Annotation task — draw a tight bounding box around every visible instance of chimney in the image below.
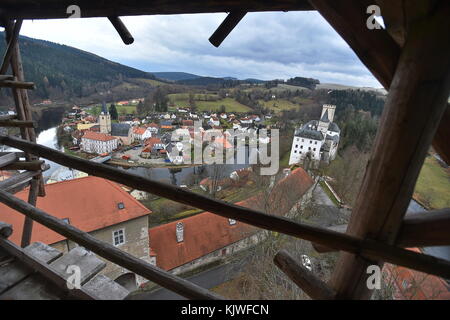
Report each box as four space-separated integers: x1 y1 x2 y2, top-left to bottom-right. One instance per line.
176 222 184 242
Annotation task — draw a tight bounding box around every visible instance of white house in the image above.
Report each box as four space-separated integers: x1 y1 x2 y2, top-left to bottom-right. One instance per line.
132 127 152 141
81 131 118 154
289 104 340 165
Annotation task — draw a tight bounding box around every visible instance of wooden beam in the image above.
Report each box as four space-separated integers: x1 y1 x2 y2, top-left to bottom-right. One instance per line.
0 120 36 128
1 135 450 279
2 160 46 171
0 75 14 81
0 79 35 90
313 209 450 252
0 222 13 238
209 11 246 47
20 178 38 247
0 189 223 300
397 208 450 247
0 1 313 20
108 16 134 45
326 3 450 299
274 250 336 299
0 19 22 74
0 152 18 167
0 170 42 191
0 237 97 299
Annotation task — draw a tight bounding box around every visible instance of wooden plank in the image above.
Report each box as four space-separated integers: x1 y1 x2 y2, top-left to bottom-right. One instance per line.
83 274 129 300
0 19 22 74
0 152 18 168
49 246 106 285
0 273 65 300
0 80 35 90
0 170 41 191
0 170 450 281
2 160 45 171
0 120 36 128
327 4 450 299
209 11 247 47
108 16 134 45
0 189 223 300
274 250 336 300
24 242 63 264
397 208 450 247
0 238 97 299
2 0 314 19
20 178 39 247
0 259 31 294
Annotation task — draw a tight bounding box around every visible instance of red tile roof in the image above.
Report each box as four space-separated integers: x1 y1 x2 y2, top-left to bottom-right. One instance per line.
0 176 151 245
133 127 147 135
149 168 313 270
83 131 116 142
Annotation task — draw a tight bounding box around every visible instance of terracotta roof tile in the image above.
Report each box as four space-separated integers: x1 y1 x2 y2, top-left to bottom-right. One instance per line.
83 131 116 142
149 168 313 271
0 176 151 245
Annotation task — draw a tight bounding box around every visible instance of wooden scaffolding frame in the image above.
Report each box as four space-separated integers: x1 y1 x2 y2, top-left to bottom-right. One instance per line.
0 0 449 300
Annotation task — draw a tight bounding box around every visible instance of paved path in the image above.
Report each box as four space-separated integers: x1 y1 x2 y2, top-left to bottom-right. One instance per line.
129 260 243 300
312 184 335 207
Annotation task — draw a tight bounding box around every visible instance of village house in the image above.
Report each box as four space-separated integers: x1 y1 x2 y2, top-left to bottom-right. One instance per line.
148 168 314 275
99 103 133 145
81 131 118 154
0 176 152 285
141 137 165 158
145 122 159 135
132 127 152 142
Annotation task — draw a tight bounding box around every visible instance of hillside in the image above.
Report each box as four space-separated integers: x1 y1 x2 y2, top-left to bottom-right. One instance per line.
0 32 159 105
152 72 202 81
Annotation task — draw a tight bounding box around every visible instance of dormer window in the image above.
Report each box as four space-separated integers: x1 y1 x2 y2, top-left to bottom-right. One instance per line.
62 218 70 224
118 202 125 210
228 219 236 225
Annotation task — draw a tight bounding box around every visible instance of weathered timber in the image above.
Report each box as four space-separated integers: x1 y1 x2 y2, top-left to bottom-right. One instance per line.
0 75 14 81
0 151 449 280
0 170 41 191
20 178 39 247
0 222 13 238
83 274 130 300
1 1 313 19
397 208 450 247
313 209 450 252
274 250 336 300
2 160 45 171
0 152 18 167
0 237 97 299
0 19 22 74
209 11 246 47
108 16 134 45
327 4 450 299
23 242 62 264
0 119 36 127
49 246 106 285
0 188 223 300
0 79 35 90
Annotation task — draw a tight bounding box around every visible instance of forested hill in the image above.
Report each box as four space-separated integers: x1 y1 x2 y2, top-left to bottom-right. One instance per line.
0 32 158 104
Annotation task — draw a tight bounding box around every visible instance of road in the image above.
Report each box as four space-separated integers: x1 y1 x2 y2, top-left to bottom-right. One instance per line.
128 260 244 300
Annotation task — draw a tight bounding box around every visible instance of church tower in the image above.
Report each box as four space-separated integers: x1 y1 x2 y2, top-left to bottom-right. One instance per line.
99 101 111 134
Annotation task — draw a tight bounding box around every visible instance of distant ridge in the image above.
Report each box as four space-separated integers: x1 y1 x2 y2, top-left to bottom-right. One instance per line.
152 72 202 81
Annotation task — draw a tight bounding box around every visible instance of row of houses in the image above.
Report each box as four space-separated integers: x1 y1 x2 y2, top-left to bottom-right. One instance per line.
0 167 314 287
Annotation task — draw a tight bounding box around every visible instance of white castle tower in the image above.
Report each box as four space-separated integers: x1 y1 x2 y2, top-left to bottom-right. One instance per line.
317 104 336 135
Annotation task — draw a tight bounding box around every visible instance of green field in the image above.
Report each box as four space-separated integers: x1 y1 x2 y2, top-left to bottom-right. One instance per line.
136 78 168 86
414 156 450 209
91 104 137 116
258 99 301 112
168 94 251 112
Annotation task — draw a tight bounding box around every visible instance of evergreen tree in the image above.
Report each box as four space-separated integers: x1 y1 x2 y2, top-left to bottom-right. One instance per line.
109 103 118 120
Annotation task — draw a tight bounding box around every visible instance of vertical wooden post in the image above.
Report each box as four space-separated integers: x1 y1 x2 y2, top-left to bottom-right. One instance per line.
328 6 450 299
4 19 46 197
20 178 39 247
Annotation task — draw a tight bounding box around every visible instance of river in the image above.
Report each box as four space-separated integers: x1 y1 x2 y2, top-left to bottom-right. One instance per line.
34 126 251 185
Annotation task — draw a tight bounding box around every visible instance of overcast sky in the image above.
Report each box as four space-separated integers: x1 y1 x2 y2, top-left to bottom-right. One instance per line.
20 11 381 87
